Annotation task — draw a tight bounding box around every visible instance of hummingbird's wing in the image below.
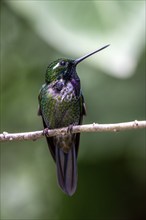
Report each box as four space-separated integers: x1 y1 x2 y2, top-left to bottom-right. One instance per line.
38 94 86 196
74 93 86 156
55 94 86 196
38 106 78 195
38 103 56 161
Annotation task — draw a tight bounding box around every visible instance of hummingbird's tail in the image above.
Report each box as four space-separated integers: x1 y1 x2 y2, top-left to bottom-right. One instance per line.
55 145 77 196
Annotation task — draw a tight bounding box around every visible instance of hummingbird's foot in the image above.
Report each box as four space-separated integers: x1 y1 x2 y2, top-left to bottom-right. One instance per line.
67 124 74 134
43 128 49 137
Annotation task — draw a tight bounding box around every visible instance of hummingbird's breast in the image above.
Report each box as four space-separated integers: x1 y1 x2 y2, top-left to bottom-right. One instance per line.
39 77 83 153
48 79 78 102
41 78 81 129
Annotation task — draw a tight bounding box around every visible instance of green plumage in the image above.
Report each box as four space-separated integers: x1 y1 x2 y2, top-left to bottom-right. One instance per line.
38 45 109 195
39 82 83 129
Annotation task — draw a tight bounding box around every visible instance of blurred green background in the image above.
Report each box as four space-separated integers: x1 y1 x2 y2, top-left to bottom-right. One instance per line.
0 1 145 220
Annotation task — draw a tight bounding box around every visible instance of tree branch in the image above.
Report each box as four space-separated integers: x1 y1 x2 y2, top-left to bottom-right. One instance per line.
0 120 145 142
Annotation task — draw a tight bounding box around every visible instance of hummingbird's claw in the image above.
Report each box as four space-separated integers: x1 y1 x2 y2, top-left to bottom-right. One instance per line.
67 124 74 134
43 128 49 136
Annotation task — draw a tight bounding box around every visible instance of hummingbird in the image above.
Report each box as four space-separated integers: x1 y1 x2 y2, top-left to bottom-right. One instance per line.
38 44 109 196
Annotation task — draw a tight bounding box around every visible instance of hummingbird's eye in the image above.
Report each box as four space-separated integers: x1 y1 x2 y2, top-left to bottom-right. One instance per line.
59 60 66 66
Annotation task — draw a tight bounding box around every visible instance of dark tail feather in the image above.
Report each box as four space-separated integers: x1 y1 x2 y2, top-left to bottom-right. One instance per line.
55 145 77 196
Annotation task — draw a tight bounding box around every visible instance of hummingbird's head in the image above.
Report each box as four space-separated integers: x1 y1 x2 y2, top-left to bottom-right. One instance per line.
45 44 110 84
45 58 75 84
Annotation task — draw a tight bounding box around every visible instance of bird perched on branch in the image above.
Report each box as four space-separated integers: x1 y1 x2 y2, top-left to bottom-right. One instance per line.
38 44 109 196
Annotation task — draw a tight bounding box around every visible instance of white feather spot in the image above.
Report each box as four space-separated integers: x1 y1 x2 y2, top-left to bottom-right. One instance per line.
53 62 60 70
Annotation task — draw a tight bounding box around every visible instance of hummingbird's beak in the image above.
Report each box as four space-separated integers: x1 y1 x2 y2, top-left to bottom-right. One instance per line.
74 44 110 66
